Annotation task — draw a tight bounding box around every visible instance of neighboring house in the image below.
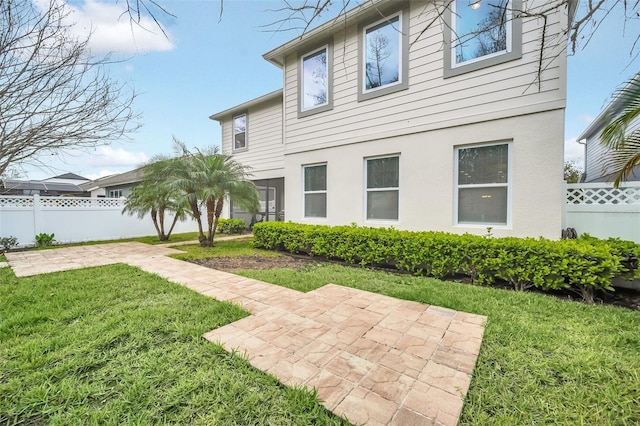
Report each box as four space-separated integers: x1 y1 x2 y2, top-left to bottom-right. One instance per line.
577 76 640 183
42 172 91 186
210 0 575 238
79 168 145 198
0 173 90 196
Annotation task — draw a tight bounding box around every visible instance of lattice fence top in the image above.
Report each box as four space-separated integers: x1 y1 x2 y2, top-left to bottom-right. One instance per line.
566 185 640 205
0 196 34 208
0 196 125 208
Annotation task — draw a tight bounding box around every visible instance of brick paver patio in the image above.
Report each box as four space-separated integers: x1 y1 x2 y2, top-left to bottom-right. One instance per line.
5 242 486 425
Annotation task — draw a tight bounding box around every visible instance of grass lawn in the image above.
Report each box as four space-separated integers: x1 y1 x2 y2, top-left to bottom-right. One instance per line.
169 238 278 261
0 264 346 425
235 262 640 425
3 238 639 425
29 231 248 250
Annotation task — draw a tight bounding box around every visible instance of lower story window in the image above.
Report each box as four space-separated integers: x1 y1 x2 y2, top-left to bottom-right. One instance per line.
303 164 327 218
108 189 123 198
366 156 399 220
456 143 509 225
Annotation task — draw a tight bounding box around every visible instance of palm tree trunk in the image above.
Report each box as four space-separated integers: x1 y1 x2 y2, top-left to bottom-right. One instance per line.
210 198 225 246
189 197 205 244
158 207 167 240
150 208 163 240
166 213 180 240
204 197 215 247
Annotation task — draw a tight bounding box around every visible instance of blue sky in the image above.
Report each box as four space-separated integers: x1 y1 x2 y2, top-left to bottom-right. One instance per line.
20 0 640 180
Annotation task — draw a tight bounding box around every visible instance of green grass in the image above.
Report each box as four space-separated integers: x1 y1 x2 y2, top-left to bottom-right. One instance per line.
169 238 281 261
0 265 346 425
237 263 640 425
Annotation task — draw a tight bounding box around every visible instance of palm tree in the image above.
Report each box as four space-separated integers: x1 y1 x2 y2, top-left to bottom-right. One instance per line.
164 139 259 247
122 160 188 241
600 72 640 187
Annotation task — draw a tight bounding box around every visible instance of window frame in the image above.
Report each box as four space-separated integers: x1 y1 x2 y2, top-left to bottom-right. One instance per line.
232 113 248 152
298 43 333 118
443 0 522 78
454 141 512 227
357 7 409 102
364 154 400 222
302 163 328 219
108 189 123 198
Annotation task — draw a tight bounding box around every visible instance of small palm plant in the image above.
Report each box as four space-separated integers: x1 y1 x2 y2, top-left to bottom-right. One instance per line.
600 72 640 187
163 139 259 247
122 159 188 241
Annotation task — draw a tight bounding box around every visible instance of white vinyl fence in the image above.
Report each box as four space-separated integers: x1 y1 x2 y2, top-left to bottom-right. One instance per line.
0 195 199 247
565 182 640 243
2 185 639 247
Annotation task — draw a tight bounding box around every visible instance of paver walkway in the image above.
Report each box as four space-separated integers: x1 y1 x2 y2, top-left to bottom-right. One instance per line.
5 242 486 426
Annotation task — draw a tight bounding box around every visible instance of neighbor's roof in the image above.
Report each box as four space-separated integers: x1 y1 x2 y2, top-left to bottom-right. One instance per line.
49 172 89 181
79 167 145 191
209 89 283 122
1 179 84 193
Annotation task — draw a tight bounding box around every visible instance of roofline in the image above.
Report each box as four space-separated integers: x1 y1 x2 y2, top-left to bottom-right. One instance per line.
262 0 392 67
209 89 283 121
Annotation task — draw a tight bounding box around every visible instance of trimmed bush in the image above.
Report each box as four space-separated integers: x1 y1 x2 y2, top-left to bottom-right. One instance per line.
253 222 636 302
216 218 247 234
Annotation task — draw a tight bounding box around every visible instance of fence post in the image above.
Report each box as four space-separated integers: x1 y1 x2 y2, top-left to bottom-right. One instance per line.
33 194 42 241
561 181 567 229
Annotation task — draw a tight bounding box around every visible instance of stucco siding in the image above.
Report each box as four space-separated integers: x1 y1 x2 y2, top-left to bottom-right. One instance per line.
284 109 564 238
281 0 568 154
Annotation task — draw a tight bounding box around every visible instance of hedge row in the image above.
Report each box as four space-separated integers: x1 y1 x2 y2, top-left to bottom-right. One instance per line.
253 222 640 303
216 218 247 234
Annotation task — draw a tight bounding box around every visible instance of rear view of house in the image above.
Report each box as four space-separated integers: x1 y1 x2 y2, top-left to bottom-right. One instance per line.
210 0 575 238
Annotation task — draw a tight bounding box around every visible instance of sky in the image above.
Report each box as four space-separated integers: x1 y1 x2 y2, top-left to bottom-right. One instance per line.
16 0 640 180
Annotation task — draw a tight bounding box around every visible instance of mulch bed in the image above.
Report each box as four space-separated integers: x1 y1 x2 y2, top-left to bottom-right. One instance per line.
190 253 640 311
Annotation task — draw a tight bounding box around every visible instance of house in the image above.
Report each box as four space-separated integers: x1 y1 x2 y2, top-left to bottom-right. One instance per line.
79 167 145 198
210 0 575 238
577 75 640 183
0 173 89 196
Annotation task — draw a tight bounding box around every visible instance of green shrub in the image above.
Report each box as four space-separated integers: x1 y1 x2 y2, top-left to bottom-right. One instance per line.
35 232 55 247
216 218 246 234
0 236 18 252
253 222 635 303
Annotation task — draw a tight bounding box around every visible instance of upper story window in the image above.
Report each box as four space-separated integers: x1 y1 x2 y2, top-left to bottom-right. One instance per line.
299 44 333 118
456 143 510 226
365 155 399 221
358 8 409 102
444 0 522 78
233 114 247 151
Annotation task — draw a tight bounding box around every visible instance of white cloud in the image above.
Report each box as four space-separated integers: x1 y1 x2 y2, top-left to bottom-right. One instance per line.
89 146 148 167
564 137 585 165
51 0 175 54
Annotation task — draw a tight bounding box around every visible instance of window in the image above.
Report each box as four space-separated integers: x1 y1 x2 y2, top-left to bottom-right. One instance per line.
108 189 123 198
456 143 510 225
366 156 399 221
358 8 408 101
444 0 522 78
233 114 247 151
303 164 327 218
299 44 333 117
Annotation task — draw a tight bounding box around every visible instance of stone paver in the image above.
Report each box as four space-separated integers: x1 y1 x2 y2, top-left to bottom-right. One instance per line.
5 242 487 426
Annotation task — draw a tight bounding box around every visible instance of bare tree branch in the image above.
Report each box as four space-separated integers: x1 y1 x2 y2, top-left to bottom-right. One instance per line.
0 0 141 177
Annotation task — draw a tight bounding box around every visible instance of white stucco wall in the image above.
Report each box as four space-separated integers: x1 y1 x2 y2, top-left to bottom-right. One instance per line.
284 109 564 239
